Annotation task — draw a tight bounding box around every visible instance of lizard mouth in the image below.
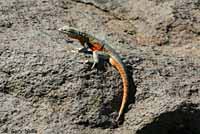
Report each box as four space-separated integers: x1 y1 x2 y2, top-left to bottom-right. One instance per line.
58 27 69 34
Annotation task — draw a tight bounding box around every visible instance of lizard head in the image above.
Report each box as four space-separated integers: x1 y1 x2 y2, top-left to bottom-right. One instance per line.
58 26 81 38
58 26 90 48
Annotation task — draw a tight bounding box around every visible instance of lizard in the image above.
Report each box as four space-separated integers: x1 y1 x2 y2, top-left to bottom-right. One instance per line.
58 26 129 121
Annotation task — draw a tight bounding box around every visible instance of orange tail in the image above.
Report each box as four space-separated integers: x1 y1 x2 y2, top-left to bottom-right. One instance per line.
109 58 129 121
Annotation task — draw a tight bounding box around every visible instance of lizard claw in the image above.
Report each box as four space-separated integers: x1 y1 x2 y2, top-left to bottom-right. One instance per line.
78 59 93 65
77 60 87 64
91 62 96 69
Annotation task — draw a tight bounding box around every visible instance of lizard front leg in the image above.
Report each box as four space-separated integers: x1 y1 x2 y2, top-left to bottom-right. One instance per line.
78 47 93 55
91 51 99 69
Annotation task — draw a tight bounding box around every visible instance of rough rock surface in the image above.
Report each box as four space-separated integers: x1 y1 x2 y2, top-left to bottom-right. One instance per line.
0 0 200 133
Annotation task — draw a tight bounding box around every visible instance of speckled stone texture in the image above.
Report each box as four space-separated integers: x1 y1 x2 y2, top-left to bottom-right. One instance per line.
0 0 200 133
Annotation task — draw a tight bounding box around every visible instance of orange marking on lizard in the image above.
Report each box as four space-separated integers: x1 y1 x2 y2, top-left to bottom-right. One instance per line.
90 43 104 51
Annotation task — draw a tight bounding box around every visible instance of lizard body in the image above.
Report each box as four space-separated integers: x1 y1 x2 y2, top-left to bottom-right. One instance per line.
58 26 129 121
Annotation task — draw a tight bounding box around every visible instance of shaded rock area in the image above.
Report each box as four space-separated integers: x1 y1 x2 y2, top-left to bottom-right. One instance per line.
136 103 200 134
0 0 200 133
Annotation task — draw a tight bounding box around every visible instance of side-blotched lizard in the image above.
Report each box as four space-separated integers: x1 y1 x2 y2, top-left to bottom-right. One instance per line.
58 26 129 121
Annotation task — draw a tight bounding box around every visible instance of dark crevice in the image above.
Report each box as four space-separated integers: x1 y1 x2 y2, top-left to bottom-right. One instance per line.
70 0 126 21
73 0 110 12
136 103 200 134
